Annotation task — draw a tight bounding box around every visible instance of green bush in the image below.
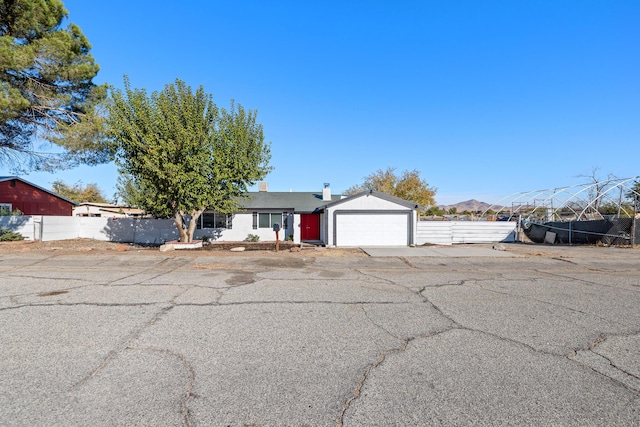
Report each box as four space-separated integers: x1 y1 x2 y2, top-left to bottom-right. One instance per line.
0 229 26 241
245 233 260 242
0 207 23 216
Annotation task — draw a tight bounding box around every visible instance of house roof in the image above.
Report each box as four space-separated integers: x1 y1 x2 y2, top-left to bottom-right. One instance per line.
0 176 77 205
322 190 426 210
74 202 145 215
75 202 118 208
239 192 343 213
238 190 424 212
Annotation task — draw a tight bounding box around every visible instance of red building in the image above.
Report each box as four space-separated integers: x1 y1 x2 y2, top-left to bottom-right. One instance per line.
0 177 75 216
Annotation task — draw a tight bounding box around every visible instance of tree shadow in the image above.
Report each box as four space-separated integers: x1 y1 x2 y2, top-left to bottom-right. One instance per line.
0 215 33 239
101 217 178 245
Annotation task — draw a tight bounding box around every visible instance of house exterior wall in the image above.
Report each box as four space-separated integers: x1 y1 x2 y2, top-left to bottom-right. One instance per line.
0 179 73 216
195 210 297 243
74 205 105 216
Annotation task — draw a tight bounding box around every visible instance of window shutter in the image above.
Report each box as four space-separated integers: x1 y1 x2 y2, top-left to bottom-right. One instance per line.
252 212 257 229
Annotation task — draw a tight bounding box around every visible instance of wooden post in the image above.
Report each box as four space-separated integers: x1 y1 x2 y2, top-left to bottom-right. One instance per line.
275 230 280 252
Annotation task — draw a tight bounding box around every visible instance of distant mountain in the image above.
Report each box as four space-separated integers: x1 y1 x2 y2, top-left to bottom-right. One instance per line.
439 199 507 213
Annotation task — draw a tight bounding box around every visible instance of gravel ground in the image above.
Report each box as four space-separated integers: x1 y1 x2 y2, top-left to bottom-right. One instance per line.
0 238 367 257
1 238 638 259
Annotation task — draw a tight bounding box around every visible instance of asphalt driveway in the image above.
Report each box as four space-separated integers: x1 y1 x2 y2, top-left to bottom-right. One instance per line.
1 244 639 426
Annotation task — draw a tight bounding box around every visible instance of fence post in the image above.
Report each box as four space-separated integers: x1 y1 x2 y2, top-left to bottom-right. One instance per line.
632 195 637 248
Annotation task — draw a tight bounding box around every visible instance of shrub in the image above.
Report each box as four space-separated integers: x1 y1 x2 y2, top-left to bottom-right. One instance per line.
0 207 23 216
0 229 26 241
245 234 260 242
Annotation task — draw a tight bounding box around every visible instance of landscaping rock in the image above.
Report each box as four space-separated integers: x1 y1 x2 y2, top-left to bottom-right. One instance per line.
230 247 246 252
159 244 175 252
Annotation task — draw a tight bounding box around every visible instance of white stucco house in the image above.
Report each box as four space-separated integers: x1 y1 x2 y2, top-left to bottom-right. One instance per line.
195 183 423 247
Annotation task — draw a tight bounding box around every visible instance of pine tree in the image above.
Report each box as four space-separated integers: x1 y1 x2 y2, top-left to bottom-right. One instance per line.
0 0 108 170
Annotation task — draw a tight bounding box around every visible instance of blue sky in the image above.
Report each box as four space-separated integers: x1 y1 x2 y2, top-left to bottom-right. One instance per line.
3 0 639 205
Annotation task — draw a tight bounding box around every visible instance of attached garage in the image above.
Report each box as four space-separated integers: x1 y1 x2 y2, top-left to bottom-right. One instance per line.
334 211 411 246
324 191 422 247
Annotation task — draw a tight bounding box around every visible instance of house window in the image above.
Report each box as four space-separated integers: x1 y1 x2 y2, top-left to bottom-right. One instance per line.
198 212 232 229
258 212 283 228
0 203 12 215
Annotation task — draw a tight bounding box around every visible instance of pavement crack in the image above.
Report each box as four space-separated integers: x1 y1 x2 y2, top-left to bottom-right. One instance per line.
428 279 468 288
534 269 635 291
355 269 397 285
0 302 161 311
337 338 412 427
69 288 189 391
592 348 640 382
359 304 400 339
568 333 640 393
337 329 454 427
474 285 630 328
399 257 418 268
418 286 463 328
127 346 197 427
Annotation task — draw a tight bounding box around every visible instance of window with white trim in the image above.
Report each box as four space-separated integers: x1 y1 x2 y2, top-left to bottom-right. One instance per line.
0 203 12 216
258 212 283 228
197 212 233 229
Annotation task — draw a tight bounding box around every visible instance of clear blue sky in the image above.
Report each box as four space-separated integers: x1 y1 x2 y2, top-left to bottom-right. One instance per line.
3 0 639 205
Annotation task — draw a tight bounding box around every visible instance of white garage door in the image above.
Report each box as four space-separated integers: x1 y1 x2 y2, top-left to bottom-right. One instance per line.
335 213 409 246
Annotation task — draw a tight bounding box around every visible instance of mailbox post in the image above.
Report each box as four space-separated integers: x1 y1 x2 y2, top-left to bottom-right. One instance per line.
273 223 281 252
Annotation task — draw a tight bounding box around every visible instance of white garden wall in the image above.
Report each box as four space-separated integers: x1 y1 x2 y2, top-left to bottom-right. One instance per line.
416 221 453 245
417 221 516 245
1 215 294 244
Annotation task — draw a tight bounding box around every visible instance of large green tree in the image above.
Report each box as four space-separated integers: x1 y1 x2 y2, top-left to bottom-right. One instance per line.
0 0 108 170
113 172 145 207
107 77 272 242
51 179 107 203
345 167 436 210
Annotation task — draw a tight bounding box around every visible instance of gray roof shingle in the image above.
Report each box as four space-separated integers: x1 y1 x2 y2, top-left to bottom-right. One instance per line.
238 192 342 212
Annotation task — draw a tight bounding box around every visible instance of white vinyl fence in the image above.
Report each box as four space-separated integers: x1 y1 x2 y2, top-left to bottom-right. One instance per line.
0 216 37 240
0 216 180 244
417 221 516 245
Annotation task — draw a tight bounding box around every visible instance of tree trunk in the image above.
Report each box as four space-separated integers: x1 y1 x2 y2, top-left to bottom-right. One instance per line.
173 211 189 242
186 209 204 243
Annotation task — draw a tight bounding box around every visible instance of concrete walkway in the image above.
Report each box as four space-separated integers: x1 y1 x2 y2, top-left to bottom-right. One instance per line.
361 245 519 257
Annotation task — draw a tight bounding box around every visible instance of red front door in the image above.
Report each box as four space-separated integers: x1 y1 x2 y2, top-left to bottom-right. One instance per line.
300 214 320 240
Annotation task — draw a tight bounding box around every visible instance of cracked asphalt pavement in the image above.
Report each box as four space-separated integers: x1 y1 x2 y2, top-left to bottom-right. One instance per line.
1 245 639 426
